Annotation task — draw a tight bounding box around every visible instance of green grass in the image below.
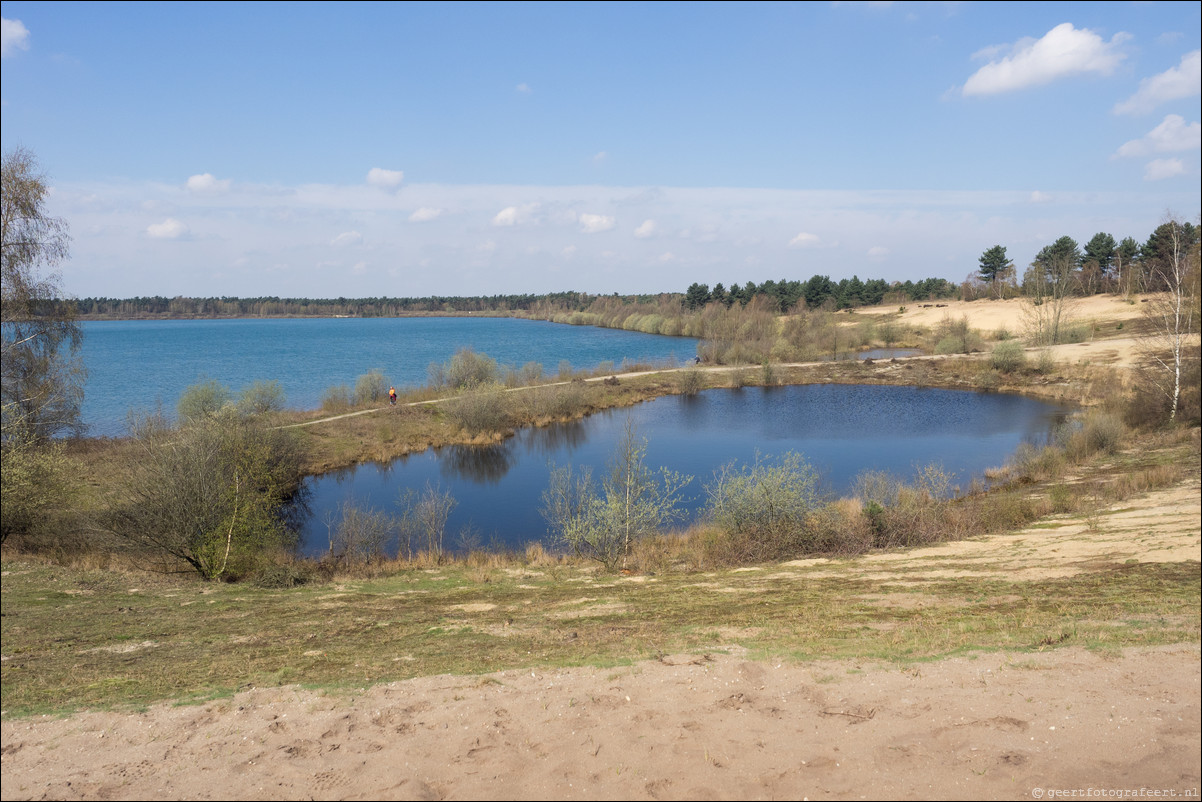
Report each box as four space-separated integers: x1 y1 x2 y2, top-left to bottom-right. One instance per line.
3 554 1196 718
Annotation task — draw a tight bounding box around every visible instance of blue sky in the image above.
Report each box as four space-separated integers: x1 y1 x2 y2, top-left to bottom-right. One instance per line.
2 1 1199 299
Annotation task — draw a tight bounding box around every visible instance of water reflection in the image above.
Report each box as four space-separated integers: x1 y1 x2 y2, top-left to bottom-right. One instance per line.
297 384 1073 556
438 443 515 483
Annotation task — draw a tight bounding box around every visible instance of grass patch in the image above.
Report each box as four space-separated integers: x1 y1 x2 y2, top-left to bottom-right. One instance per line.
3 554 1196 717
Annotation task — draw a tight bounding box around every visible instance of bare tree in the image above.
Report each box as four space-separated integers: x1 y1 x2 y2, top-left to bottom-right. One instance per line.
1 147 83 442
542 421 692 571
1022 236 1080 346
1139 214 1200 422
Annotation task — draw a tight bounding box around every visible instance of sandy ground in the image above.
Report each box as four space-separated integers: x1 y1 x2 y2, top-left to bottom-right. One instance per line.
2 645 1198 801
3 294 1198 801
3 480 1198 801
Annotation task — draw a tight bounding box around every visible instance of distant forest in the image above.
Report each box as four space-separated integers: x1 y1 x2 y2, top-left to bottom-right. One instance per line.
71 275 957 319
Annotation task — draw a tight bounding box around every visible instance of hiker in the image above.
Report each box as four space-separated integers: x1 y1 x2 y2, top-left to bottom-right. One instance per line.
388 386 397 406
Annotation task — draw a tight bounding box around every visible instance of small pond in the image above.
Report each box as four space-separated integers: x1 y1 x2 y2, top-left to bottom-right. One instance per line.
296 384 1072 557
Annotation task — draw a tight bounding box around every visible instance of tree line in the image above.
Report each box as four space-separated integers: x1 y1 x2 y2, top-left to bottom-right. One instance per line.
971 221 1200 301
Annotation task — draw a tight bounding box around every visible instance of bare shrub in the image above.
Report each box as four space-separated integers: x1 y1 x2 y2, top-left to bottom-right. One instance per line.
353 369 390 405
397 482 457 561
177 378 232 422
679 368 705 395
444 381 514 435
542 422 692 571
321 384 353 412
238 380 286 416
328 501 394 563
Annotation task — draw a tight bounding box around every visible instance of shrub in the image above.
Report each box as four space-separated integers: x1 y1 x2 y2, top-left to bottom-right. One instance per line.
0 430 74 547
446 348 498 389
353 369 389 405
679 368 705 395
703 452 823 563
542 422 692 571
989 340 1027 372
329 501 394 563
444 381 514 435
397 482 457 561
321 384 353 412
238 380 286 416
102 411 304 580
177 378 232 422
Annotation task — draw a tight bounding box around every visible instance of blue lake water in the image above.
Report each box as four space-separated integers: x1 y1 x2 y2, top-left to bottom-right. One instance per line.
78 317 698 437
298 384 1072 557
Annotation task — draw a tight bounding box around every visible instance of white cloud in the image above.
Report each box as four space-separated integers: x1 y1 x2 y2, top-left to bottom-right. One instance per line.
408 206 443 222
561 245 577 258
658 252 676 263
1144 158 1186 181
366 167 404 189
1115 115 1202 158
788 232 821 248
962 23 1128 96
516 83 532 94
1029 190 1051 203
867 246 890 257
185 173 232 194
351 261 368 276
146 218 189 239
592 151 608 164
492 203 539 226
331 231 363 247
1 17 30 57
1114 50 1201 115
579 213 615 233
634 219 657 239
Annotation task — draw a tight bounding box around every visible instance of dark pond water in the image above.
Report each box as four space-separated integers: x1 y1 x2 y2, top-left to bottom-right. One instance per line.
296 384 1072 556
78 317 698 437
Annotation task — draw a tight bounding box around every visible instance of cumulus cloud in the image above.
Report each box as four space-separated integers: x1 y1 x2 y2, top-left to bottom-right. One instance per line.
658 252 676 263
867 246 890 257
962 23 1128 96
366 167 404 189
1 17 30 57
1143 158 1186 181
492 203 539 226
331 231 363 247
146 218 189 239
408 206 443 222
1114 115 1202 158
515 83 532 94
185 173 232 194
1029 190 1051 203
1114 50 1201 115
579 213 615 234
788 232 821 248
634 219 657 239
592 151 608 164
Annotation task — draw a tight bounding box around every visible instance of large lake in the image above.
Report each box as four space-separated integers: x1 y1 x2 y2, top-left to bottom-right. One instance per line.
298 384 1072 557
78 317 698 437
